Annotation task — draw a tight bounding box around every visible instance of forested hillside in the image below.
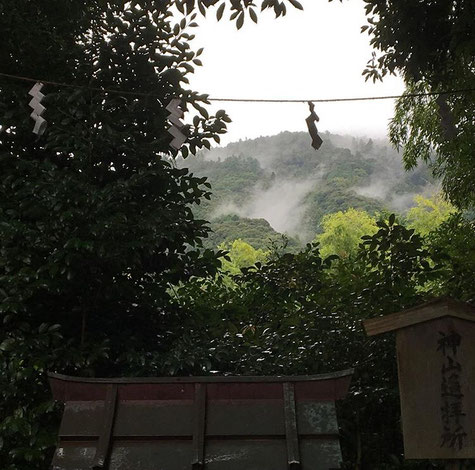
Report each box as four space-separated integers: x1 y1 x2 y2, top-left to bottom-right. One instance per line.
2 2 474 470
204 215 300 251
181 131 434 247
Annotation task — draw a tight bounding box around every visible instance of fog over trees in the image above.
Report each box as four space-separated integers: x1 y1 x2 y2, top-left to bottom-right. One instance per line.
0 1 473 469
180 131 438 247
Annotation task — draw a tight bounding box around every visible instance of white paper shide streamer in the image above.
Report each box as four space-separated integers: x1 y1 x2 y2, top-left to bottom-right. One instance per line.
28 82 47 135
166 98 186 151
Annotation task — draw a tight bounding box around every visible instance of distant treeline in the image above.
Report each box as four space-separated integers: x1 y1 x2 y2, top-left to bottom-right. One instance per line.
180 131 434 248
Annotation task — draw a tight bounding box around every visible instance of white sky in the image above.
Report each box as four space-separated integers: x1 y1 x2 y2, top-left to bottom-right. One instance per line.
188 0 405 145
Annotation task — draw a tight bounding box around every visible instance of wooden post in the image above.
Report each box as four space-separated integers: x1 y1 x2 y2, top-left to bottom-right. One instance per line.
363 299 475 461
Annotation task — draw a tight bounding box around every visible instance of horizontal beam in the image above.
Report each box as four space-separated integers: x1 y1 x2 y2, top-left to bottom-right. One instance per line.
48 369 354 384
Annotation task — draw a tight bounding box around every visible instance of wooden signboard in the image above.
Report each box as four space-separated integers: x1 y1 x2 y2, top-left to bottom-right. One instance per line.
364 298 475 460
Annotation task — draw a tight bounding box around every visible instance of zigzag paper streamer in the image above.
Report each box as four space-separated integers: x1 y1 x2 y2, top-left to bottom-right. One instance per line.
28 82 47 136
166 98 186 151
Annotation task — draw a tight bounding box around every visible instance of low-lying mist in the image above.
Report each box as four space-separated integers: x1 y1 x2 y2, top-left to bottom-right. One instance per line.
353 174 438 212
211 175 321 238
182 131 435 240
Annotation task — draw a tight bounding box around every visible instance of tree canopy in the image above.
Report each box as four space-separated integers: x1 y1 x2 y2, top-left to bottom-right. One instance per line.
218 239 268 275
406 193 456 237
316 208 378 259
362 0 475 208
1 2 474 470
173 0 304 27
171 212 474 468
1 2 228 468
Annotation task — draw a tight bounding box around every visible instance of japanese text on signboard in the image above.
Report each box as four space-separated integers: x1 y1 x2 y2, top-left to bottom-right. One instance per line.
438 330 466 450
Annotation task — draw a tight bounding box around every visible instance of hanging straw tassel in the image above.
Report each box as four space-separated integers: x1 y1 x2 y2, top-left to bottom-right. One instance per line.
306 101 322 150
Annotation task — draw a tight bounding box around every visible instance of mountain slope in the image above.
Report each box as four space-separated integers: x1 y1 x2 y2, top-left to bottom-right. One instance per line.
181 131 434 247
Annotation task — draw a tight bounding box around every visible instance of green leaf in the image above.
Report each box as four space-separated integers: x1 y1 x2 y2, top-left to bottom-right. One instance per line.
0 338 15 352
216 3 225 21
288 0 304 10
236 12 244 29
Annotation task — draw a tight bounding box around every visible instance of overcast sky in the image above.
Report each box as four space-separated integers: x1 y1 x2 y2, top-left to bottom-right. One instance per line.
188 0 405 145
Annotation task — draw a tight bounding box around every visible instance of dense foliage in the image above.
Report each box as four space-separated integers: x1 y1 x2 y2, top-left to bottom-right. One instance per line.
183 131 433 246
202 214 300 250
218 239 268 275
316 208 378 259
406 194 456 237
173 0 304 28
171 214 475 469
1 1 474 470
389 81 475 208
361 0 475 208
0 1 228 468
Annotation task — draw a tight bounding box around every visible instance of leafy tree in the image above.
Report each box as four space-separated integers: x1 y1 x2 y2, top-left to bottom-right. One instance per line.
172 215 461 469
316 208 378 259
0 1 228 468
202 214 300 251
361 0 475 207
172 213 475 469
406 193 456 237
173 0 304 28
361 1 473 84
427 213 475 301
218 239 268 275
389 81 474 208
1 2 473 470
